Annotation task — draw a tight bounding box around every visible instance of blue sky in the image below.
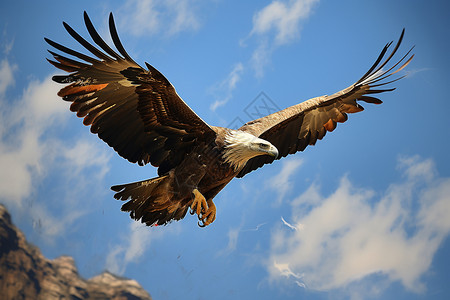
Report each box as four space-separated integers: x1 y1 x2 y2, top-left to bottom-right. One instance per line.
1 0 450 299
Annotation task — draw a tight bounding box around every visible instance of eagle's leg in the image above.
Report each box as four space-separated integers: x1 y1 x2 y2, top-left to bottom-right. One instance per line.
190 189 216 227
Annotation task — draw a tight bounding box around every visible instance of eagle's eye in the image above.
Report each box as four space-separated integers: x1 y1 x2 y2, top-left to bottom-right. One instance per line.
259 143 269 149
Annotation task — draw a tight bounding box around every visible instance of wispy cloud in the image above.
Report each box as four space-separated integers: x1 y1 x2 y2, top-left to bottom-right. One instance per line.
247 0 319 77
242 222 267 232
268 157 303 204
281 216 300 231
404 67 432 78
165 0 201 35
273 262 306 288
250 40 272 78
2 26 14 55
217 226 241 256
0 57 111 241
106 221 178 275
106 221 153 275
0 71 65 205
2 38 14 56
0 59 16 95
61 139 110 180
119 0 201 37
267 156 450 295
210 63 244 111
250 0 319 45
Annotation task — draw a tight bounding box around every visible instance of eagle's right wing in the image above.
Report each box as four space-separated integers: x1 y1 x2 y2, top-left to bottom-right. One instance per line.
46 12 216 173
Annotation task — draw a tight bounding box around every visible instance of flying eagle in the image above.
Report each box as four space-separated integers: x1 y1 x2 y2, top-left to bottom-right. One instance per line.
46 12 413 227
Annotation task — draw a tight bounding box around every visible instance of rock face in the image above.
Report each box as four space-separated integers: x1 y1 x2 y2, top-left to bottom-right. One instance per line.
0 204 152 300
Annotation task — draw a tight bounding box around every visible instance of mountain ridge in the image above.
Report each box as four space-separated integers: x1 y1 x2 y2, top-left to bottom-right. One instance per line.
0 204 152 300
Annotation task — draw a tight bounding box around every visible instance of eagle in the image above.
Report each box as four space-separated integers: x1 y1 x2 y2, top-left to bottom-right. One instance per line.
46 12 413 227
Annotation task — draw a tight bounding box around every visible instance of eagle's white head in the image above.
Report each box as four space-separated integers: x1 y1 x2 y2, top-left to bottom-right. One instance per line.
223 130 279 171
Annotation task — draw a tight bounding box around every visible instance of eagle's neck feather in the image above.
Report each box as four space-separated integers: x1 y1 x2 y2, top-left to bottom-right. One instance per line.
223 130 260 171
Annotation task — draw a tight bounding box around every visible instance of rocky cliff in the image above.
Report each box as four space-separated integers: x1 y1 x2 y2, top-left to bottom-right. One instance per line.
0 204 152 300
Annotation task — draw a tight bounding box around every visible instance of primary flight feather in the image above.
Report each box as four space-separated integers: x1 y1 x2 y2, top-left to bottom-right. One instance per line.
46 12 413 227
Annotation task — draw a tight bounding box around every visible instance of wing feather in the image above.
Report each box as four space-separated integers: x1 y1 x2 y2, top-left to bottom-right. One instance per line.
46 12 216 171
83 11 124 60
62 21 113 61
108 12 138 64
44 37 101 64
238 30 413 177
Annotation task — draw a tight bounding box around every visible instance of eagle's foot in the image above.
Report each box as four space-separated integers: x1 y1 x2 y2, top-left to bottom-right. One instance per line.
189 189 216 227
198 199 216 227
190 188 207 217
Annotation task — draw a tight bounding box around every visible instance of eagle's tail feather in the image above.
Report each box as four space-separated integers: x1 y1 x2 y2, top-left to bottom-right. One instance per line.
111 176 190 226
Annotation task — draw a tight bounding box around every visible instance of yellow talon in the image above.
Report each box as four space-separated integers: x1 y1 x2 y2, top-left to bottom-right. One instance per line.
190 189 217 227
190 188 207 216
201 199 216 226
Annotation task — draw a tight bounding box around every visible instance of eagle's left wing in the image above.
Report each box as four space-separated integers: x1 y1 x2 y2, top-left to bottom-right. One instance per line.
238 29 413 178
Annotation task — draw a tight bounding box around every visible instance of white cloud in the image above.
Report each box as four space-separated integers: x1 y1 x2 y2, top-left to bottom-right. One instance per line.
106 221 177 275
0 73 65 204
247 0 319 77
251 0 319 45
121 0 160 36
3 39 14 55
0 59 16 95
2 27 14 55
30 201 88 240
281 216 300 231
119 0 200 37
250 40 272 78
210 63 244 111
273 262 306 288
267 156 450 295
268 157 303 204
397 154 436 182
61 139 110 180
404 67 432 78
165 0 201 36
217 226 241 256
0 57 111 241
242 222 267 232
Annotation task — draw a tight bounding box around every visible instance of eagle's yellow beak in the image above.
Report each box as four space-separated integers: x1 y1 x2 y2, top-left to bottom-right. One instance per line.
269 147 279 159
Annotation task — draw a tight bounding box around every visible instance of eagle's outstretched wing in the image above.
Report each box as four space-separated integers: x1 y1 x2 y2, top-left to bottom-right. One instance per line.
238 29 413 178
46 12 215 175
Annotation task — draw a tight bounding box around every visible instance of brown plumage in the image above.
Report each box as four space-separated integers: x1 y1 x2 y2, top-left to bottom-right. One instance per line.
46 12 413 227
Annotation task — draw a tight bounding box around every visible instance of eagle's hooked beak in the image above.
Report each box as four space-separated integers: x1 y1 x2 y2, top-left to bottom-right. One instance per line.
269 146 279 159
254 140 278 159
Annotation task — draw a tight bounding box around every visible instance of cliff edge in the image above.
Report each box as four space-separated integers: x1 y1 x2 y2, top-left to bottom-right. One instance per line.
0 204 151 300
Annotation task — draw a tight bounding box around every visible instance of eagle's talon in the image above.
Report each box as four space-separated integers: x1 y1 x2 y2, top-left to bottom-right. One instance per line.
197 199 216 227
190 188 207 219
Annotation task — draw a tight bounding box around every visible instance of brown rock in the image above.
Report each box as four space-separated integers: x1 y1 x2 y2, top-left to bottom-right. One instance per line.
0 204 152 300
